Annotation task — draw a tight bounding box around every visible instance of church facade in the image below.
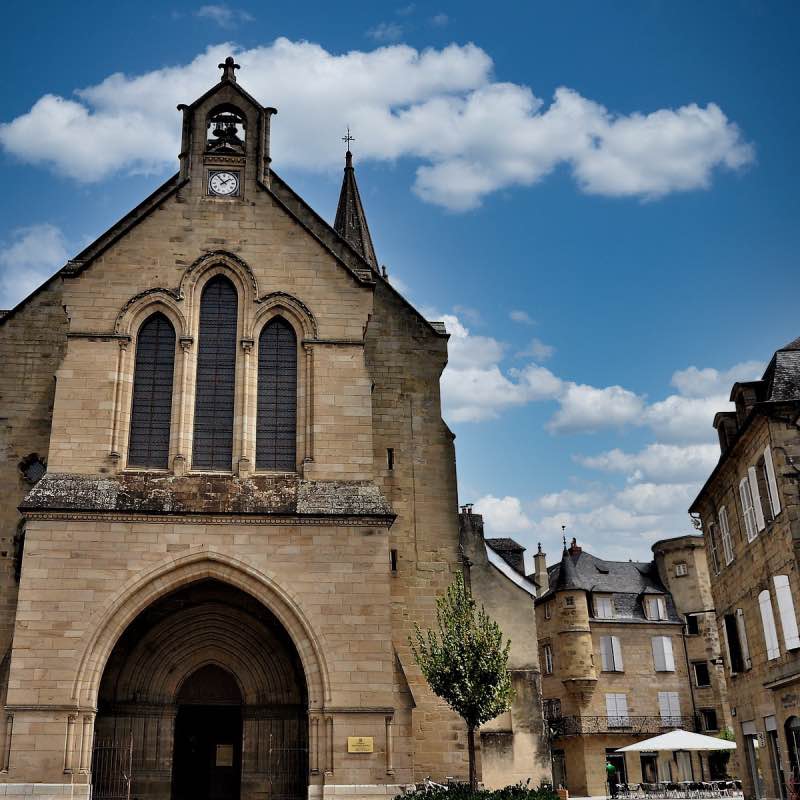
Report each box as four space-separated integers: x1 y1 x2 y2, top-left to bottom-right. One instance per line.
0 60 550 800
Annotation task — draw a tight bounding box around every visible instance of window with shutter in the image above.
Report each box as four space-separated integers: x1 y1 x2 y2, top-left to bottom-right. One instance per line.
128 313 176 468
192 276 238 471
606 693 629 727
543 644 554 674
645 596 668 620
658 691 681 725
719 507 734 565
759 589 781 660
595 596 614 619
723 613 744 673
764 446 782 517
748 466 766 531
736 608 752 669
600 636 623 671
707 522 720 574
774 575 800 650
739 477 758 542
652 636 675 672
256 317 297 470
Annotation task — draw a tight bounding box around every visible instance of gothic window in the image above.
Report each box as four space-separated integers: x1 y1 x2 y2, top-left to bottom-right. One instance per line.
256 317 297 471
206 105 246 155
128 313 176 468
193 276 238 471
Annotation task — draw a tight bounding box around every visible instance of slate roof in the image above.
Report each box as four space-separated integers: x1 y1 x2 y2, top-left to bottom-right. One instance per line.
546 549 665 595
21 473 395 519
762 339 800 402
538 547 681 624
334 151 378 269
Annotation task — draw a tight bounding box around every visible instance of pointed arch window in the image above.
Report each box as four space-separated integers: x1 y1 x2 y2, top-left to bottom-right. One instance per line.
128 312 176 468
256 317 297 470
193 276 238 470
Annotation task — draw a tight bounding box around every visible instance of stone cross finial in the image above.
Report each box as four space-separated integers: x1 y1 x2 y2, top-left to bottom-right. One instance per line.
219 56 240 82
342 126 355 151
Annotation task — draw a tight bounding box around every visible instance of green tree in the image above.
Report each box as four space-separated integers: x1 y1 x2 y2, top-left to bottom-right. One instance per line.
410 571 514 790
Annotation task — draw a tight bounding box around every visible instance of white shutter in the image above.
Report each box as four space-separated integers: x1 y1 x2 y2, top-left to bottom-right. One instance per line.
764 445 781 517
758 589 781 660
739 478 757 541
748 466 766 531
600 636 611 670
722 617 735 674
652 636 673 671
606 692 628 725
719 507 734 565
612 636 624 671
658 692 680 724
658 691 670 721
736 608 752 669
774 575 800 650
663 636 675 671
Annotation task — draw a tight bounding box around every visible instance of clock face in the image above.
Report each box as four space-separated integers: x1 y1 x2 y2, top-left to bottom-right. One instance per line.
208 171 239 196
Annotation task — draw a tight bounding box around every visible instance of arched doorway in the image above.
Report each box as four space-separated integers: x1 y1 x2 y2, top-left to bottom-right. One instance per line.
92 579 308 800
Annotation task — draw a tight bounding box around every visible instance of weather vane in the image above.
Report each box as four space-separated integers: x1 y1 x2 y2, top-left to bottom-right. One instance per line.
342 126 355 150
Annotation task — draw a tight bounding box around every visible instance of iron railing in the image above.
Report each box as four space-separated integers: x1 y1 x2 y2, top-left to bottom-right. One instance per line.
91 735 133 800
549 715 700 737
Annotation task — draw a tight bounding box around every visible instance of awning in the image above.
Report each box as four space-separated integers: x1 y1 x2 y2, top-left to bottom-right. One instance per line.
616 729 737 752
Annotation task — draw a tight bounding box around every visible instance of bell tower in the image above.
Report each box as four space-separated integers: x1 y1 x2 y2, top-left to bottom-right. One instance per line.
176 56 277 196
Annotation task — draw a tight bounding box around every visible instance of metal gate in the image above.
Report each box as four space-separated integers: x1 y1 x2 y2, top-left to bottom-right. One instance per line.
267 735 308 800
91 735 133 800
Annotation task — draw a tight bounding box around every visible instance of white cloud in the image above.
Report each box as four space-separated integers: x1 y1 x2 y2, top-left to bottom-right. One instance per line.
576 443 720 484
195 4 254 28
509 310 535 325
670 361 763 397
366 22 404 42
431 13 449 26
537 489 602 511
474 494 533 533
0 40 754 210
547 383 645 433
517 338 554 360
0 224 70 308
614 482 696 514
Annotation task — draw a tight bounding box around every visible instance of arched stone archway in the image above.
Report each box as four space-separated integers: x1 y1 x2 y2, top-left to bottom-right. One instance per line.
92 579 309 800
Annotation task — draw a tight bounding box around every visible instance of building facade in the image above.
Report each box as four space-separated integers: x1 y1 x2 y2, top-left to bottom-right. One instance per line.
0 61 550 800
690 337 800 800
533 538 733 797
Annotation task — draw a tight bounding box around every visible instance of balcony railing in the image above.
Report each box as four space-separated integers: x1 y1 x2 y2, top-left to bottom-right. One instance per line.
548 715 700 737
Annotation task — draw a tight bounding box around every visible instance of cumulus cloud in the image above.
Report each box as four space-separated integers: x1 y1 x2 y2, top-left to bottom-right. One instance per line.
0 224 70 309
0 40 754 210
670 361 763 397
517 337 554 360
576 443 720 484
474 494 533 533
195 5 254 28
548 383 645 433
537 489 603 511
431 13 449 26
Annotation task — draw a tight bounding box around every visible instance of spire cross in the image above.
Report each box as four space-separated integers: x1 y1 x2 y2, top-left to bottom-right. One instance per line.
218 56 240 82
342 126 355 151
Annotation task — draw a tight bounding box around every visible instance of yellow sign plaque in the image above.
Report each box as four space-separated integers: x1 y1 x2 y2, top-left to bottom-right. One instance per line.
216 744 234 767
347 736 374 753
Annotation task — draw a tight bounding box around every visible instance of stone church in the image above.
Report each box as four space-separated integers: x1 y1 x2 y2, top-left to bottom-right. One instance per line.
0 60 550 800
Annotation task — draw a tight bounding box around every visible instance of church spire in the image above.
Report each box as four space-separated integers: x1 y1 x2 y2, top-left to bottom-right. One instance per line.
334 134 378 270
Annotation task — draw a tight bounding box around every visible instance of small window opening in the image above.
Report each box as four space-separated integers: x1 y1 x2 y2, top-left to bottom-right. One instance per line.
206 106 246 155
19 454 46 484
387 448 395 470
390 549 398 573
686 614 700 636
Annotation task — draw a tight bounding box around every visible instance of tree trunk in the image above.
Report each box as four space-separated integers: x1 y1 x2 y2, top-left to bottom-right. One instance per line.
467 725 477 791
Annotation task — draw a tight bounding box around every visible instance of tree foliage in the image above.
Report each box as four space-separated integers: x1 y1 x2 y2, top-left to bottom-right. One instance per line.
410 571 514 788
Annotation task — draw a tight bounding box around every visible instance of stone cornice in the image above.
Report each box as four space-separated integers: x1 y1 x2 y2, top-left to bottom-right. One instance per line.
24 511 393 526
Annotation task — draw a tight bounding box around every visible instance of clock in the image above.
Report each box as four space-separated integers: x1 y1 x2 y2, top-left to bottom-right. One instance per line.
208 171 240 197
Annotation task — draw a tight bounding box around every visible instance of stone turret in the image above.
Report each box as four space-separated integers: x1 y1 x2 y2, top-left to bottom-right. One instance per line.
552 544 597 699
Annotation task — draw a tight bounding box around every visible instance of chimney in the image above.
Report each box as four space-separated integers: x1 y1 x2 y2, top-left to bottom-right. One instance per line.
533 543 549 597
568 537 582 557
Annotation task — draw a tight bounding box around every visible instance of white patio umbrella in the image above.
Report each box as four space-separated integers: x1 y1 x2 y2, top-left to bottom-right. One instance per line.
616 729 737 752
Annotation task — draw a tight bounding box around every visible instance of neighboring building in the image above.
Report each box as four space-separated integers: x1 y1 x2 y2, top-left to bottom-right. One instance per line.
533 537 732 797
690 337 800 800
0 60 550 800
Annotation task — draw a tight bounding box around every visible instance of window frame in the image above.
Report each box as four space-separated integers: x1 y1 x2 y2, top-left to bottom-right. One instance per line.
543 643 554 675
594 595 615 619
652 635 676 672
759 588 781 660
739 476 758 542
693 661 711 687
719 506 734 566
645 595 668 621
600 635 624 672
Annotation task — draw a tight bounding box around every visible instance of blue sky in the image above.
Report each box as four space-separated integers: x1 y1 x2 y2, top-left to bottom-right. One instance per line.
2 1 798 565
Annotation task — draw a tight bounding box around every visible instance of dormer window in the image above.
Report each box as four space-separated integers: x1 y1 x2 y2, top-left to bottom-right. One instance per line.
206 105 246 155
594 595 615 619
645 595 668 621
